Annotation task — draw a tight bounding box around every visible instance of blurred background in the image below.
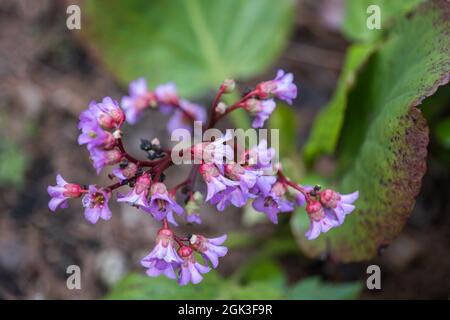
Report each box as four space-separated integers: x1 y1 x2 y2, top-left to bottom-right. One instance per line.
0 0 449 299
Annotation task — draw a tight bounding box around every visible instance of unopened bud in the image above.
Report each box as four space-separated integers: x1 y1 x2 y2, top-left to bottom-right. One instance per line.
306 200 324 221
222 79 235 93
215 102 227 114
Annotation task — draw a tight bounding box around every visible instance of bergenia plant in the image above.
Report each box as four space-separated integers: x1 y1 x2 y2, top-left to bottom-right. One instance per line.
47 70 358 286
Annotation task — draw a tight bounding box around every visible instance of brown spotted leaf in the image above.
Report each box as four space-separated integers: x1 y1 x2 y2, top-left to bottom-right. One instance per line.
292 0 450 261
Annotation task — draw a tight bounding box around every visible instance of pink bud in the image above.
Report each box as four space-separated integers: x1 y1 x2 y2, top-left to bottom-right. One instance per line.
320 189 340 209
110 108 125 127
63 183 83 198
98 113 115 129
105 149 122 165
135 173 151 195
306 200 324 221
178 245 193 259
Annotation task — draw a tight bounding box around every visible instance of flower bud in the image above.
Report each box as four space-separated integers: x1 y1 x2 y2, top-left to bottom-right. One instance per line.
320 189 340 209
62 183 83 198
110 108 126 127
215 102 227 114
222 79 235 93
178 245 193 259
104 149 122 165
98 113 115 129
306 200 324 221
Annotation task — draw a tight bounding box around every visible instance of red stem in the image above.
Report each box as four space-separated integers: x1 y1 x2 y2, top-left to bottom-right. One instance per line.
208 91 256 128
277 169 311 201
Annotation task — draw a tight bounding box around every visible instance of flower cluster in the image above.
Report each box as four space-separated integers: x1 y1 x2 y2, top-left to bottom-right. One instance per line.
48 69 358 285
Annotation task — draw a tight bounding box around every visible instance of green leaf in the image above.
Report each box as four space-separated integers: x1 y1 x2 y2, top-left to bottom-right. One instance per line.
286 277 362 300
106 272 222 300
0 139 27 188
293 0 450 261
435 118 450 149
243 260 286 289
342 0 424 42
106 271 283 300
269 103 298 158
76 0 294 98
303 43 376 164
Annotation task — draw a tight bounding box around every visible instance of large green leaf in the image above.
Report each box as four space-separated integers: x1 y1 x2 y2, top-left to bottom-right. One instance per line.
303 43 376 164
342 0 424 42
293 0 450 261
269 103 298 158
106 271 283 300
75 0 294 98
286 277 362 300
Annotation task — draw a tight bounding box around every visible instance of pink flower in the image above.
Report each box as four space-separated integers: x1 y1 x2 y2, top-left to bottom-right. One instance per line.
81 185 112 224
190 234 227 268
177 246 210 286
143 182 184 225
256 69 297 104
117 172 151 207
47 175 83 211
141 228 182 279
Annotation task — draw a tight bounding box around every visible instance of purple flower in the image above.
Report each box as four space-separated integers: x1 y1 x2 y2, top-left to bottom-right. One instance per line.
111 161 138 181
143 182 184 226
320 189 358 224
244 99 276 128
246 139 275 169
251 175 277 196
194 131 234 165
155 82 178 107
82 185 112 224
121 78 156 125
224 162 258 193
177 246 211 286
78 120 115 151
190 234 227 268
210 186 249 211
47 175 83 211
256 69 297 104
252 182 294 224
86 97 125 129
141 228 182 279
89 148 122 175
199 163 239 201
167 100 206 133
185 213 202 224
305 200 340 240
117 172 151 207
